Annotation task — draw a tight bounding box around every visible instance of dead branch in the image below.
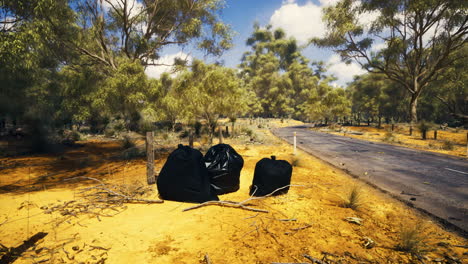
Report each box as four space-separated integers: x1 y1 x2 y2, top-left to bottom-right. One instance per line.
183 200 269 213
285 224 312 235
68 177 163 204
272 263 310 264
204 253 212 264
42 177 162 226
183 185 303 213
303 254 327 264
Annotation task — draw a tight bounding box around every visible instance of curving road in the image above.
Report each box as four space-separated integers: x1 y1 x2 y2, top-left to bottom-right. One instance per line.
273 126 468 234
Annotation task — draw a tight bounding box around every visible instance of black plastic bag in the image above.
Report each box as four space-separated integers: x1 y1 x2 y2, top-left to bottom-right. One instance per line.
249 156 292 196
157 144 219 203
204 144 244 195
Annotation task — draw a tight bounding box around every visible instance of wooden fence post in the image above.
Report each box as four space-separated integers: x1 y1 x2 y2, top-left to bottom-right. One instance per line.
434 130 437 140
146 131 155 185
189 130 194 148
218 126 223 144
409 126 413 136
293 131 297 155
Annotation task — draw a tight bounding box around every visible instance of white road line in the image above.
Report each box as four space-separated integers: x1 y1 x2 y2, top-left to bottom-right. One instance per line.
445 168 468 175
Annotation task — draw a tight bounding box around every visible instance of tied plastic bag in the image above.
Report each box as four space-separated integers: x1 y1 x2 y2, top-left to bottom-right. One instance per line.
157 144 219 203
204 144 244 195
249 156 292 196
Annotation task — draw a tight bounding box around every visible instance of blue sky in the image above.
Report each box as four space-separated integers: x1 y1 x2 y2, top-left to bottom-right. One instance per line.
146 0 368 86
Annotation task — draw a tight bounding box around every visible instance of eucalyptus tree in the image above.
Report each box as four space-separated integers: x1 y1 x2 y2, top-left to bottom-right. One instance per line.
173 60 251 136
72 0 233 70
240 24 316 118
313 0 468 123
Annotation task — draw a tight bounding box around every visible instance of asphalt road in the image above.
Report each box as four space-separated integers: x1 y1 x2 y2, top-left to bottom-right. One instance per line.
273 126 468 234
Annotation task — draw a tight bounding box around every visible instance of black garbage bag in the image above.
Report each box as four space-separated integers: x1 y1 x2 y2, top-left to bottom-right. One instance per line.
157 144 219 203
204 144 244 195
249 156 292 196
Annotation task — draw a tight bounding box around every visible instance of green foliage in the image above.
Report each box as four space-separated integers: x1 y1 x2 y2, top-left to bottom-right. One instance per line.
72 0 233 69
104 119 126 137
417 121 433 140
314 0 468 123
121 134 136 150
172 60 252 134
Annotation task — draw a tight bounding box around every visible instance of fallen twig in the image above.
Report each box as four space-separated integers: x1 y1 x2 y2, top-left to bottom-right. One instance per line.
183 185 304 213
285 224 312 235
303 254 327 264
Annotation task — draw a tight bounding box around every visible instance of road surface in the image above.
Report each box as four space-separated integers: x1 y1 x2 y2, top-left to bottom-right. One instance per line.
273 126 468 234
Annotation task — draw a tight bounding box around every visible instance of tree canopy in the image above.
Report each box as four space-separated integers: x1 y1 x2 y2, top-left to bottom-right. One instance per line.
313 0 468 123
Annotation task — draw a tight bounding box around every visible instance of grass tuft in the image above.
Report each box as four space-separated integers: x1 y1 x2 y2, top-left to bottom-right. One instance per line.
291 155 303 167
441 140 454 150
396 222 430 254
342 186 363 210
383 132 396 142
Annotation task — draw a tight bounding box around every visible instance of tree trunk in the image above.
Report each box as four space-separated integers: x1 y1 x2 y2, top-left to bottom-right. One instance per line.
409 92 419 124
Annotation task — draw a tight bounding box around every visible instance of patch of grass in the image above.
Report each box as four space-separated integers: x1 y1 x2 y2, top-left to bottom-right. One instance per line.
383 132 396 142
441 140 454 150
342 186 363 210
291 155 303 167
396 222 430 254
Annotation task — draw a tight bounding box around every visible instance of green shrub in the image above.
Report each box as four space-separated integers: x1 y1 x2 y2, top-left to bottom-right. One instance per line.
417 121 433 140
121 134 135 150
193 121 203 136
138 120 155 133
105 119 126 137
179 130 190 139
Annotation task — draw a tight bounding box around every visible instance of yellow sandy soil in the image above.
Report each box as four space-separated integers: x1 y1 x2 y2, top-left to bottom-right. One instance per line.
0 126 467 263
323 125 468 158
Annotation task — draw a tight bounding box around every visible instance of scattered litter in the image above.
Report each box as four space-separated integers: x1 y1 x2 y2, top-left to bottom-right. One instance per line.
345 217 363 225
362 237 376 249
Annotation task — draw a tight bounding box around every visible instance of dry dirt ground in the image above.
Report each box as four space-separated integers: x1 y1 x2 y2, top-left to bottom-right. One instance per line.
0 120 467 264
323 125 467 158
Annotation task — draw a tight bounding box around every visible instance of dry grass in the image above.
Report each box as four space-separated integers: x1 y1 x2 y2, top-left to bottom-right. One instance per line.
342 186 363 210
0 120 466 263
326 125 467 157
396 222 431 255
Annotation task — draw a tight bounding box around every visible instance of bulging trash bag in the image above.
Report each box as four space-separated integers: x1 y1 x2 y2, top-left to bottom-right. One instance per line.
249 156 292 196
204 144 244 195
157 144 219 203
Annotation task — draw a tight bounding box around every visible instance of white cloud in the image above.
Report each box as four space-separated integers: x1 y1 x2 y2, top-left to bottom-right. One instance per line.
145 52 192 79
371 42 387 52
269 1 327 45
319 0 340 7
327 55 366 86
1 16 15 31
102 0 143 19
